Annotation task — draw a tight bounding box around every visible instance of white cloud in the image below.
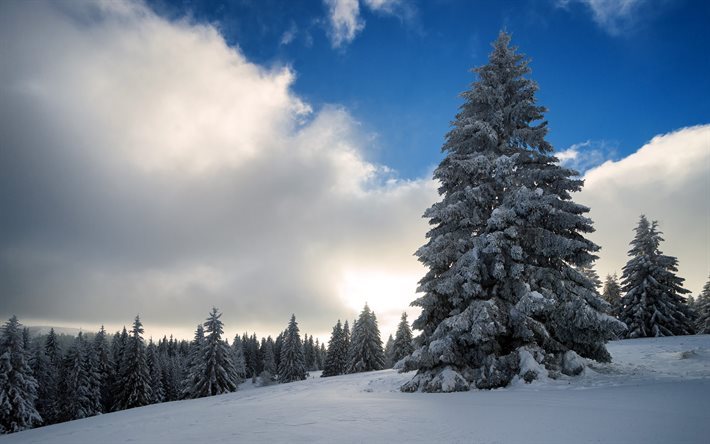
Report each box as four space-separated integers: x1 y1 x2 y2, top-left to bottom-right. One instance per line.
578 125 710 296
323 0 416 48
280 21 298 46
556 140 618 173
323 0 364 48
557 0 646 35
0 0 435 340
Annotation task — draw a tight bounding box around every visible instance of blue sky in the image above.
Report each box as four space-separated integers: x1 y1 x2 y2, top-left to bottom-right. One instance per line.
146 0 710 178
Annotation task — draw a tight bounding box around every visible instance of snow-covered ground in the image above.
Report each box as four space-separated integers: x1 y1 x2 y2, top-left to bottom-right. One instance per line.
5 335 710 443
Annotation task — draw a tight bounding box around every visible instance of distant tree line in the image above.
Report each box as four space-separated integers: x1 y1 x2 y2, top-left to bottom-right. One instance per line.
1 304 414 434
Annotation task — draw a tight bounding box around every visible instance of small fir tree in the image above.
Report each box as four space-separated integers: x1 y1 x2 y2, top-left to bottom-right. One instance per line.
194 308 239 397
601 274 623 319
114 316 152 410
260 337 277 384
392 312 414 364
314 338 324 370
110 327 128 410
278 315 307 383
620 216 695 337
146 341 165 403
93 326 113 412
384 335 395 369
231 335 247 383
346 305 385 373
322 320 346 377
183 324 205 399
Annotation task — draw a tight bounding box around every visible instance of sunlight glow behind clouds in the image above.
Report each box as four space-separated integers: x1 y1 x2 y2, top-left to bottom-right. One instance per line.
0 0 435 339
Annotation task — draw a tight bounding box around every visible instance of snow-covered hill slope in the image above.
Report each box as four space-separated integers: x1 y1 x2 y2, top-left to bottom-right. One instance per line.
6 335 710 444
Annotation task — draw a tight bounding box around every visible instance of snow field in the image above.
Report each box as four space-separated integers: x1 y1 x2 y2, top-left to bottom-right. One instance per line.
5 335 710 444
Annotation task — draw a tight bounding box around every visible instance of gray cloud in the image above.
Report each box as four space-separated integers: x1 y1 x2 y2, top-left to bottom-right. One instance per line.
0 0 436 339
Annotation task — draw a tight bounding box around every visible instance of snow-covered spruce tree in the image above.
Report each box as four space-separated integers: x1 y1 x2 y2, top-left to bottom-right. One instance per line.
314 338 324 370
93 326 113 412
601 274 623 319
278 315 307 383
384 335 395 368
259 337 277 385
32 328 64 425
401 32 625 392
193 308 239 397
146 341 165 403
182 324 205 399
304 335 317 371
620 216 695 337
696 276 710 334
322 320 346 377
109 327 127 410
0 316 41 433
30 343 52 425
58 333 101 421
163 336 185 401
80 334 102 417
392 312 415 365
114 316 152 410
231 335 247 383
346 305 385 373
342 321 351 359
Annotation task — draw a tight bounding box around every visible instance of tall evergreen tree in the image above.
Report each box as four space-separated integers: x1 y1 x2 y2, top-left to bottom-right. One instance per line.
346 305 385 373
93 326 113 412
273 332 284 372
193 308 239 397
183 324 205 399
146 341 165 403
314 338 324 370
342 320 351 358
601 274 623 319
322 320 346 377
231 335 247 383
620 216 695 337
29 343 51 425
392 312 414 364
278 315 306 383
384 334 395 369
693 275 710 334
304 335 317 371
401 32 624 392
59 332 102 421
110 327 128 410
0 316 41 433
114 316 152 410
80 334 102 417
262 337 277 375
32 328 62 425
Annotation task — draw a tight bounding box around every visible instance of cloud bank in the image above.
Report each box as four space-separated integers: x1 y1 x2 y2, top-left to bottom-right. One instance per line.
0 0 435 339
578 125 710 295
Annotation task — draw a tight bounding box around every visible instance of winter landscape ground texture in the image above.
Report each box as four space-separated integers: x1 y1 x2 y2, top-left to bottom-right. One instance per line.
5 335 709 444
